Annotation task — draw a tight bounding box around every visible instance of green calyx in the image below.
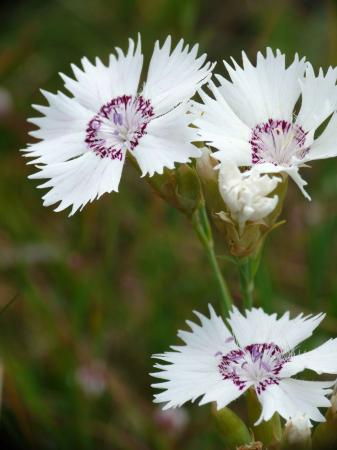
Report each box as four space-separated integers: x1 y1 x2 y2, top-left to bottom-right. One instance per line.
147 164 203 217
213 406 252 450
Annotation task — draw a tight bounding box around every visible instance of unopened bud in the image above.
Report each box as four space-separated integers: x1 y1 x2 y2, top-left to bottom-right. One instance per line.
218 160 280 234
210 160 287 258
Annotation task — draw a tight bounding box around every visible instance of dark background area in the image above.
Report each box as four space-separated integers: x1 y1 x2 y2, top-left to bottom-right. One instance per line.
1 0 337 448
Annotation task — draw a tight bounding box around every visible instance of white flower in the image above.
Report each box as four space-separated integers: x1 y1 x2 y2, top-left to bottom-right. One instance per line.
284 414 312 444
217 160 280 232
152 306 337 424
23 35 214 215
193 48 337 199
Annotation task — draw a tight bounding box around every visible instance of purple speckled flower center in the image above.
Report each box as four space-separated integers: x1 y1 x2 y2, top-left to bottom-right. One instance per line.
218 343 290 395
250 119 309 166
85 95 154 160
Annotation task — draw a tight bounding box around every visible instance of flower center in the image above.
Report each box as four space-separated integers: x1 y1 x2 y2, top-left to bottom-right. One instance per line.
85 95 154 160
218 343 289 394
250 119 309 166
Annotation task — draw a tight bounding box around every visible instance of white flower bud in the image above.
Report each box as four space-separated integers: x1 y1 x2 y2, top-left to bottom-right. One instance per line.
285 414 312 445
218 160 280 232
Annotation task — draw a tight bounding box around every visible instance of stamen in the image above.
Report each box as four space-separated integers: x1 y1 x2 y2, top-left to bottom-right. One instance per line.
250 119 309 166
218 342 290 393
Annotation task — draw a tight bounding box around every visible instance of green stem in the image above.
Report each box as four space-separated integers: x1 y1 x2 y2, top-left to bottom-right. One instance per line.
193 206 232 316
237 249 263 309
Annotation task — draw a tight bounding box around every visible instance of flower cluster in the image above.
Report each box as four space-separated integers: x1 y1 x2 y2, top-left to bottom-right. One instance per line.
22 35 337 447
23 40 337 218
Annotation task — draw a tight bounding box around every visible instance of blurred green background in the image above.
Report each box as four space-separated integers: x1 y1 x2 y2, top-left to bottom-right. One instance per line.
1 0 337 448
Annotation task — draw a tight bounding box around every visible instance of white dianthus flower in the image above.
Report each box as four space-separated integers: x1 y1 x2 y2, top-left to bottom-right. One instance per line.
152 306 337 424
23 35 214 215
193 48 337 199
217 160 280 232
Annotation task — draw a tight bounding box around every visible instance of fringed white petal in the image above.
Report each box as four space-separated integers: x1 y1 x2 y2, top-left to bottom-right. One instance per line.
132 103 201 177
142 36 214 116
296 64 337 133
256 379 332 424
228 307 278 348
304 112 337 162
218 48 306 127
60 35 143 111
29 151 125 215
282 338 337 377
153 374 246 410
27 91 92 140
151 305 241 410
22 133 85 165
199 379 251 409
284 166 311 200
193 82 251 165
228 307 324 351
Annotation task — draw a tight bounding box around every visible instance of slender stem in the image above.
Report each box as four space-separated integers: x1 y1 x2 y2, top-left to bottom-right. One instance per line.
207 242 233 315
193 206 232 316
